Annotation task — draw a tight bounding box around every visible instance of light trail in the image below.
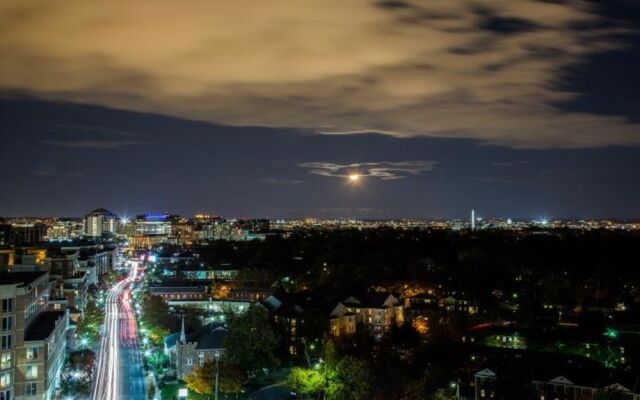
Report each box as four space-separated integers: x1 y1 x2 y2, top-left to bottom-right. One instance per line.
92 261 141 400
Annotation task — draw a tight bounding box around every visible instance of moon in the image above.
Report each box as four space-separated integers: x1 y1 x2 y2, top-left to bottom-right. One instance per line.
348 174 360 182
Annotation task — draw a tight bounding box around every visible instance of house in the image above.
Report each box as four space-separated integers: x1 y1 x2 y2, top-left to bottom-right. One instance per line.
405 292 442 322
328 303 357 337
228 287 273 302
440 291 479 315
262 292 330 356
474 352 640 400
149 280 210 301
179 264 240 282
337 293 404 337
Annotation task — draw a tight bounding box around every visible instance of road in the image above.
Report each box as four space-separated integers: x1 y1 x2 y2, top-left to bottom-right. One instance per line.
92 261 146 400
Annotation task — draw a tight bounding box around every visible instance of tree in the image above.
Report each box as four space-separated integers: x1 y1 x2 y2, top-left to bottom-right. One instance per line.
224 305 279 374
184 360 215 395
220 363 249 395
147 381 156 400
287 367 324 397
429 389 455 400
141 295 171 328
141 295 173 345
76 299 105 344
184 360 248 396
328 356 372 400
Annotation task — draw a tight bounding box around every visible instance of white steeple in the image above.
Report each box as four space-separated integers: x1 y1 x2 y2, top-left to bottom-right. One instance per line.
180 314 186 343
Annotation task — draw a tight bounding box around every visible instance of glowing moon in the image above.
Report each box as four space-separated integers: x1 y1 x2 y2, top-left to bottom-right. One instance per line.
348 174 360 182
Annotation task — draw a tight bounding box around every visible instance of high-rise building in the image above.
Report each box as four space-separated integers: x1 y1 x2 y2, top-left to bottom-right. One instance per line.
45 219 84 242
134 213 172 236
0 271 68 400
471 209 476 231
83 208 117 238
4 223 47 246
127 214 172 249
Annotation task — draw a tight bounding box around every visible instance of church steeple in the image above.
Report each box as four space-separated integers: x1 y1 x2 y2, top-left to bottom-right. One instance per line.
180 314 186 343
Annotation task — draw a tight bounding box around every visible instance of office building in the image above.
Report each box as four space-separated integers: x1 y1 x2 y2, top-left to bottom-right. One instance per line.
83 208 117 238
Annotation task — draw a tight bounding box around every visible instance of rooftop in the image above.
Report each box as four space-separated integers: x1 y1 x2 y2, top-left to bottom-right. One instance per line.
0 271 48 287
25 311 66 341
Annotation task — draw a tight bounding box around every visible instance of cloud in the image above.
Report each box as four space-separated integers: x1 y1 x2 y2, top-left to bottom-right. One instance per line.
49 123 136 136
259 178 304 185
42 140 143 149
473 176 562 187
34 169 84 177
0 1 638 148
152 172 176 179
312 207 385 217
300 160 437 180
492 160 531 167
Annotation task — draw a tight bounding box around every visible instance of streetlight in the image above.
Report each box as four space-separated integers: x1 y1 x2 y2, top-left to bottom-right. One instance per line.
450 381 460 400
214 350 220 400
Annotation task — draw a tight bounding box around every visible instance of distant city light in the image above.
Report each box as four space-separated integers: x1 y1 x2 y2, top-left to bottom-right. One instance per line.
605 328 618 338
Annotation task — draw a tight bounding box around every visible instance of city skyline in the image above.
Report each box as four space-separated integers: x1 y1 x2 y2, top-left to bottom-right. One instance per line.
2 1 640 218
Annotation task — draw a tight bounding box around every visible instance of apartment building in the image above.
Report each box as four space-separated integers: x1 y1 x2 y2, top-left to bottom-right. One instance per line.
0 272 68 400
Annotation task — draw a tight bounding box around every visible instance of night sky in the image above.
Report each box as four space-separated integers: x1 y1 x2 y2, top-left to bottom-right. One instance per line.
1 1 639 219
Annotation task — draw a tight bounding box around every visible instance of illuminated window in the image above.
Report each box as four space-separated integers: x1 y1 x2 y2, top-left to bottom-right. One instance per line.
186 357 192 366
26 347 38 361
0 353 10 369
0 372 10 388
26 365 38 379
481 389 485 397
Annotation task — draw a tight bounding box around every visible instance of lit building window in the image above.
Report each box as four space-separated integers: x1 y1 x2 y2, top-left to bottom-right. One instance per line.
26 365 38 379
0 353 10 369
0 372 10 388
26 347 38 360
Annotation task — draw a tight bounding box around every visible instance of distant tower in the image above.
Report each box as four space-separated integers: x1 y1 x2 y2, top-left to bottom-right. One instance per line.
471 209 476 231
179 314 186 343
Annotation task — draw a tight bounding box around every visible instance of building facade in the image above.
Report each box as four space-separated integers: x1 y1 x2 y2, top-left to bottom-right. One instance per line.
83 208 117 238
0 272 68 400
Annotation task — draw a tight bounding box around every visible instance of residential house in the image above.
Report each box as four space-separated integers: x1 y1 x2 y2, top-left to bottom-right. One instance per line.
338 293 404 337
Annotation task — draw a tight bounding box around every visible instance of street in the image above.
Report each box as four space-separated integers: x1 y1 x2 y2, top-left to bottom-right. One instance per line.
92 261 146 400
